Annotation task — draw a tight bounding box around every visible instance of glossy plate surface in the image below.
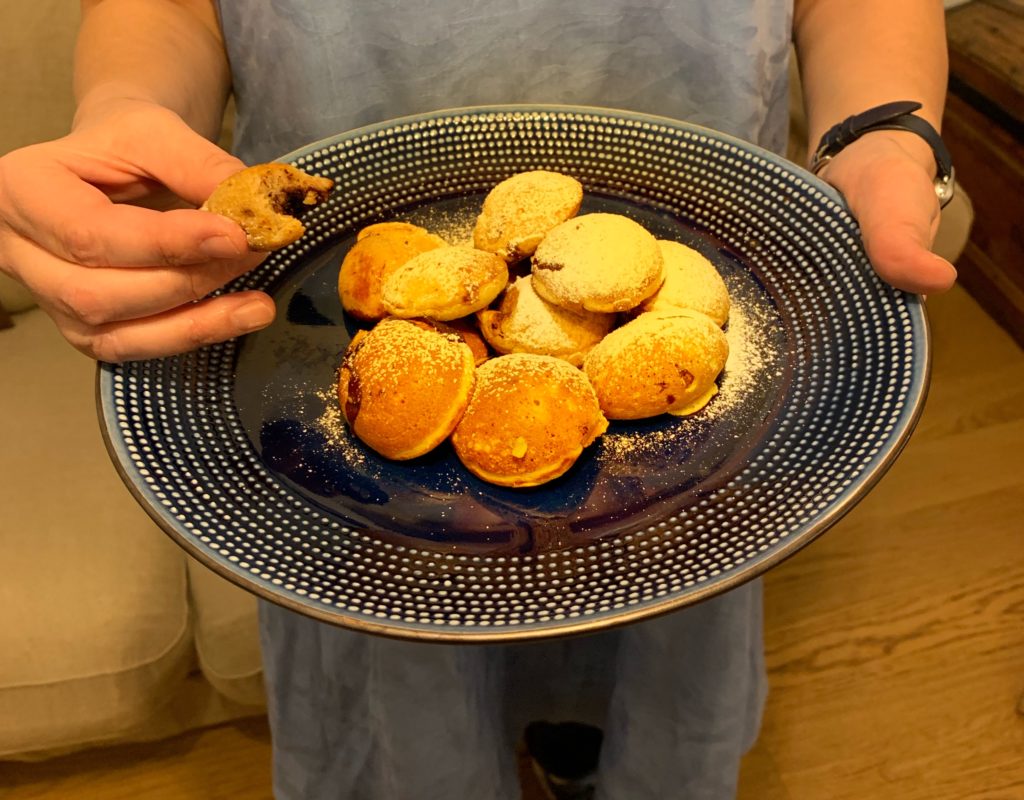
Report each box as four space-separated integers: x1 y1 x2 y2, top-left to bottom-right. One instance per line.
98 106 929 642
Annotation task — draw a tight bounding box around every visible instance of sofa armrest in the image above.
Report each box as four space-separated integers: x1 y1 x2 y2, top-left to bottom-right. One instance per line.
0 273 36 316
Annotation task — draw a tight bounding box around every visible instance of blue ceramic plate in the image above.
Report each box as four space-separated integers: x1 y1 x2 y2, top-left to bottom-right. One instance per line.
98 106 929 642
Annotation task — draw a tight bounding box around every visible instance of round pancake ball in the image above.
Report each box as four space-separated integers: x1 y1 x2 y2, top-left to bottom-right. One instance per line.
473 170 583 262
452 354 608 487
531 213 664 314
637 240 731 326
583 309 729 420
337 318 476 460
477 275 614 366
338 222 447 321
381 246 509 321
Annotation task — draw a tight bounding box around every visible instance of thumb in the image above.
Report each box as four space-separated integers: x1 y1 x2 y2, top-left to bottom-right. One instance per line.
861 217 958 296
822 138 957 296
140 115 248 207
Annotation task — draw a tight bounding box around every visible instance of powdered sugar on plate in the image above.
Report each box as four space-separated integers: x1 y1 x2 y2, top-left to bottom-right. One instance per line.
598 271 780 463
313 387 367 466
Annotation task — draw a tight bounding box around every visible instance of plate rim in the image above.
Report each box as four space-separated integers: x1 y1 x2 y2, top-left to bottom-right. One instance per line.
95 104 932 642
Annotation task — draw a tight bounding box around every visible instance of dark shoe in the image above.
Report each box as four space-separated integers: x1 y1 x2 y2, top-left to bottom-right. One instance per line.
524 721 603 800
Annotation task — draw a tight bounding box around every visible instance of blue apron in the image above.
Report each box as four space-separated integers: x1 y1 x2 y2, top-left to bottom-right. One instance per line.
217 3 792 797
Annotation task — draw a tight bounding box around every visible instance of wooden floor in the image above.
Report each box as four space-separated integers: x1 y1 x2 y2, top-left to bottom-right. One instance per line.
2 283 1022 799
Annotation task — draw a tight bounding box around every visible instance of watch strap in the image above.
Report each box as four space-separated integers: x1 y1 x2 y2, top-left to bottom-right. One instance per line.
810 101 956 209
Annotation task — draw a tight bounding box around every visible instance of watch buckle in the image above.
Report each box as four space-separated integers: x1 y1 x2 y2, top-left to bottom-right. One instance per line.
809 146 832 176
935 166 956 209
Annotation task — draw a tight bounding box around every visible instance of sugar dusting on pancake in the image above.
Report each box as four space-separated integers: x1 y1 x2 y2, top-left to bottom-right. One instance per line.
337 318 475 460
381 246 509 321
531 213 665 314
478 275 614 366
473 170 584 262
452 354 608 487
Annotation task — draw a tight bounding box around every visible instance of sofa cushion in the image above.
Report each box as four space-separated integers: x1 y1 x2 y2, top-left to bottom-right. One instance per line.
187 557 265 707
0 274 36 315
0 309 194 757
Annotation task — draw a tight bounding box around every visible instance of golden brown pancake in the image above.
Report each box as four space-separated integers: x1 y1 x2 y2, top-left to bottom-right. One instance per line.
473 170 584 262
477 275 614 366
337 318 475 460
201 162 333 251
338 222 447 320
637 240 731 326
381 246 509 321
451 353 608 487
583 309 729 420
531 213 665 314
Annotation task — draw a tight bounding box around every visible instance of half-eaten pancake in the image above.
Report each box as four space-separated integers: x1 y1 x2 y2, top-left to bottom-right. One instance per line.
201 162 333 251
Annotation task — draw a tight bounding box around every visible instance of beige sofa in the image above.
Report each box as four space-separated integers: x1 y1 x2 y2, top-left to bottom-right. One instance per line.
0 2 973 762
0 303 267 764
0 2 265 761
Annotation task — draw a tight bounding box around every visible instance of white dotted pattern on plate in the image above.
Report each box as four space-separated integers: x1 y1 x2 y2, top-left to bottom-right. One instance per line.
105 109 923 637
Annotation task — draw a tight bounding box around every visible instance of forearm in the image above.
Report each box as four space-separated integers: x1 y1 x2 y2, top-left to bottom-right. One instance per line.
74 0 230 138
793 0 948 168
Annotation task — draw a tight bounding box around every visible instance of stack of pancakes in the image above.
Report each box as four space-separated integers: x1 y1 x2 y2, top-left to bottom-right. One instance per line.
335 170 733 488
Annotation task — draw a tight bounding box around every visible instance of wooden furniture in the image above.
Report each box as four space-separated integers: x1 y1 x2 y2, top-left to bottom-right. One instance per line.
0 300 11 330
944 0 1024 348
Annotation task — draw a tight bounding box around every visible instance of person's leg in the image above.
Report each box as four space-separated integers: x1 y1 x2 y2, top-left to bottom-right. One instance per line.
259 601 520 800
505 629 622 798
596 580 767 800
503 630 620 736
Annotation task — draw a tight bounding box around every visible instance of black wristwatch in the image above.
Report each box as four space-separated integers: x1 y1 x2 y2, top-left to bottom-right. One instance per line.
809 100 956 209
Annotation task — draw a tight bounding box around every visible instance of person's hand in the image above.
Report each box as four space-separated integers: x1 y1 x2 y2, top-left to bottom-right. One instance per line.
0 99 274 362
817 129 958 295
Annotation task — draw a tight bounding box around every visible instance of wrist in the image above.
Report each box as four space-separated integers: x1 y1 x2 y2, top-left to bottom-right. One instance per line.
843 130 936 176
816 130 932 194
73 86 164 131
823 129 937 181
810 102 955 209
